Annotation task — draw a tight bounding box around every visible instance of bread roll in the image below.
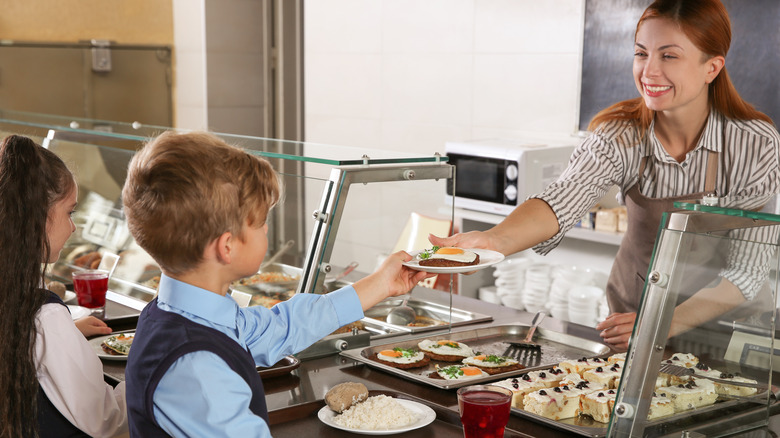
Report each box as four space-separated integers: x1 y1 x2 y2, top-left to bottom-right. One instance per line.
324 382 368 413
47 281 67 299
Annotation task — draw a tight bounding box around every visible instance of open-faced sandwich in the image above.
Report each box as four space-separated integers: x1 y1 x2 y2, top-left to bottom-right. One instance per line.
462 354 524 375
100 333 134 356
373 347 430 369
417 246 480 268
418 339 474 362
431 364 488 380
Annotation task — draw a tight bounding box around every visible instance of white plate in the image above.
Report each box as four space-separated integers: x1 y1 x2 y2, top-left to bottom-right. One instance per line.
318 398 436 435
87 332 135 361
403 249 505 274
67 305 91 320
63 291 77 304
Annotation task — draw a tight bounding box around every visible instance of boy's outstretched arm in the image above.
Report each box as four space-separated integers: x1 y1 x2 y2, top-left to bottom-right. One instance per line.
351 251 434 311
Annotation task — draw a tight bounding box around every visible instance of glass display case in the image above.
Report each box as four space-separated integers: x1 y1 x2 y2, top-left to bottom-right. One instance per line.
609 201 780 437
0 111 454 320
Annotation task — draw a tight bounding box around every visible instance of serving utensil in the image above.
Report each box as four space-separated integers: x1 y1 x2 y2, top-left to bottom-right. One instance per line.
658 363 762 389
505 311 545 349
386 293 416 326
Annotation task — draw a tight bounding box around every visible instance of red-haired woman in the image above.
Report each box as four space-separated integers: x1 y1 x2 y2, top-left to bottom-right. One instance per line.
431 0 780 350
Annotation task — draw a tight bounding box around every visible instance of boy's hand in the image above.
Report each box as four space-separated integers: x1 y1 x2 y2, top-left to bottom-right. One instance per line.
74 316 113 338
353 251 434 311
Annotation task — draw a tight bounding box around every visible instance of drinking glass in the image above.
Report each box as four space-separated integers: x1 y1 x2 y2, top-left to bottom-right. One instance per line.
72 269 109 318
457 385 512 438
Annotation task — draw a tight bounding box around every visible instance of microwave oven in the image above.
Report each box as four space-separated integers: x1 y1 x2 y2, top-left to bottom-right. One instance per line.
445 138 577 216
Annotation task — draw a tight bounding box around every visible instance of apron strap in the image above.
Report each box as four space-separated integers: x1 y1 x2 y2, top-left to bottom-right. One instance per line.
704 149 718 194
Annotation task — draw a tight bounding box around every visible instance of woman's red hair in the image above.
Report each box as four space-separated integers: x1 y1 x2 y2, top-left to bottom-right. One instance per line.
588 0 773 132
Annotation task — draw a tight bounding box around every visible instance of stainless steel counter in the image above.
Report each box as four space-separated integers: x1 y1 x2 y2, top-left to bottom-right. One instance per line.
99 287 780 436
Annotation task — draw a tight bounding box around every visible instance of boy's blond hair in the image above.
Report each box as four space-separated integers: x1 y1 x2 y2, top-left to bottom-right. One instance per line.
122 131 281 274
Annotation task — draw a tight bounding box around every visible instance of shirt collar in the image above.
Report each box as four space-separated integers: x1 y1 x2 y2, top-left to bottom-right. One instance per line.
645 108 722 160
157 274 238 327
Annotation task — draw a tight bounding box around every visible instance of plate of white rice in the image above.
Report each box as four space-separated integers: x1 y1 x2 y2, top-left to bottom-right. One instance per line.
318 394 436 435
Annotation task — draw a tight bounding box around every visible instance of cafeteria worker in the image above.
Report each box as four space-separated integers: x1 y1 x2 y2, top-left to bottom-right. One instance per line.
431 0 780 351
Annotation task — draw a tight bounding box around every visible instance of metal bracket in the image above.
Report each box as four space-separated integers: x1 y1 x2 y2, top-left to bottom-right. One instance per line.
91 39 112 72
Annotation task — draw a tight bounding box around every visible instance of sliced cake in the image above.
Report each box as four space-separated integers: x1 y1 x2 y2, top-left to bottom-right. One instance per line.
523 384 595 420
647 392 675 420
490 377 546 409
656 379 717 412
583 363 623 389
559 357 608 375
579 389 617 423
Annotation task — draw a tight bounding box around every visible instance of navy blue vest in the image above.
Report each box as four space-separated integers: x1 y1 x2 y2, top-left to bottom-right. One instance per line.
37 290 90 437
126 298 268 437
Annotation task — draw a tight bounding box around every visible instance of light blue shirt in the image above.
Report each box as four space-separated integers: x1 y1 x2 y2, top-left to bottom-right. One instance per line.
151 274 363 437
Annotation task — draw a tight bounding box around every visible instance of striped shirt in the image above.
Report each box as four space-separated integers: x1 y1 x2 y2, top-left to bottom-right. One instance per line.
533 109 780 299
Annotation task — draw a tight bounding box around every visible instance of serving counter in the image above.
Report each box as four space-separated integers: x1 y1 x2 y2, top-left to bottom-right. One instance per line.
97 288 780 437
3 111 780 436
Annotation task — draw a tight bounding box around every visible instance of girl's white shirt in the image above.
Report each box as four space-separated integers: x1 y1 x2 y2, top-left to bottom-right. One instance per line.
34 302 128 438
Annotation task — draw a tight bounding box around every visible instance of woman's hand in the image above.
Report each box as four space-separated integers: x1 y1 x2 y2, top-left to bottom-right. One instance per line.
428 231 491 251
595 312 636 352
353 251 434 311
74 316 113 338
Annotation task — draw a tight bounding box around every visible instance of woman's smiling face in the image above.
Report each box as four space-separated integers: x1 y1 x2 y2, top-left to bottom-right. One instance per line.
633 17 723 116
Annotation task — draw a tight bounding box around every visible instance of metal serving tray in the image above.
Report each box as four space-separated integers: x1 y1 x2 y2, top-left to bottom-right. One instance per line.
340 324 610 390
362 297 493 338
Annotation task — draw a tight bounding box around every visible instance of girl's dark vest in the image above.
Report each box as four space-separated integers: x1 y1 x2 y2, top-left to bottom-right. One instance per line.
37 291 90 437
125 298 268 437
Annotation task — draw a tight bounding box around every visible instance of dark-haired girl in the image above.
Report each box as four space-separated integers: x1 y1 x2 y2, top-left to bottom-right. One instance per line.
0 135 127 437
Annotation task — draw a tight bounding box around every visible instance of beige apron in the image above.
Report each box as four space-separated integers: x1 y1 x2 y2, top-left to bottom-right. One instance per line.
605 150 720 314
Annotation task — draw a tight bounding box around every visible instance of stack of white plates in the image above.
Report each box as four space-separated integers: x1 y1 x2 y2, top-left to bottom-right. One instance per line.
478 285 501 305
493 256 529 310
567 285 604 327
522 263 551 313
548 265 597 321
598 294 610 321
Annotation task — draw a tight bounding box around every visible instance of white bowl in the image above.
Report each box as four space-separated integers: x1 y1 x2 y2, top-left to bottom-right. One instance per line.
501 295 525 310
478 286 501 304
569 285 604 302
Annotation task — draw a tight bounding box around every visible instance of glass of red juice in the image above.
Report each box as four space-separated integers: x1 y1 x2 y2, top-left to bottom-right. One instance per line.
72 269 109 317
457 385 512 438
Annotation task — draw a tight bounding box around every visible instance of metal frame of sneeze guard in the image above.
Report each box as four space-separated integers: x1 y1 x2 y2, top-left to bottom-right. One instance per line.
610 207 779 437
298 160 454 295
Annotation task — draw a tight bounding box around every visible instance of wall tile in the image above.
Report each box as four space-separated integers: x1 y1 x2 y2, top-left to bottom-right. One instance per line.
472 53 580 133
381 0 474 54
475 0 584 53
305 53 382 118
382 53 473 125
305 116 382 149
305 0 382 53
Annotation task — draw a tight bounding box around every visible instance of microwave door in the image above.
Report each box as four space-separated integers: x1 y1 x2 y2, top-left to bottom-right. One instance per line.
448 153 508 205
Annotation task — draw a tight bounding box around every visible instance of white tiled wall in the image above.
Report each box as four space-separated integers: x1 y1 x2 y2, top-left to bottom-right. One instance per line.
302 0 592 280
304 0 587 156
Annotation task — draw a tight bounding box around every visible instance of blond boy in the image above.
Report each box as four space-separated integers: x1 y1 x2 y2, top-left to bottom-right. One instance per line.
123 131 428 437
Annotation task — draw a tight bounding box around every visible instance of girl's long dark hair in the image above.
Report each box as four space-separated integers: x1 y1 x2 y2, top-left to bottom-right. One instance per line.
0 135 74 437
